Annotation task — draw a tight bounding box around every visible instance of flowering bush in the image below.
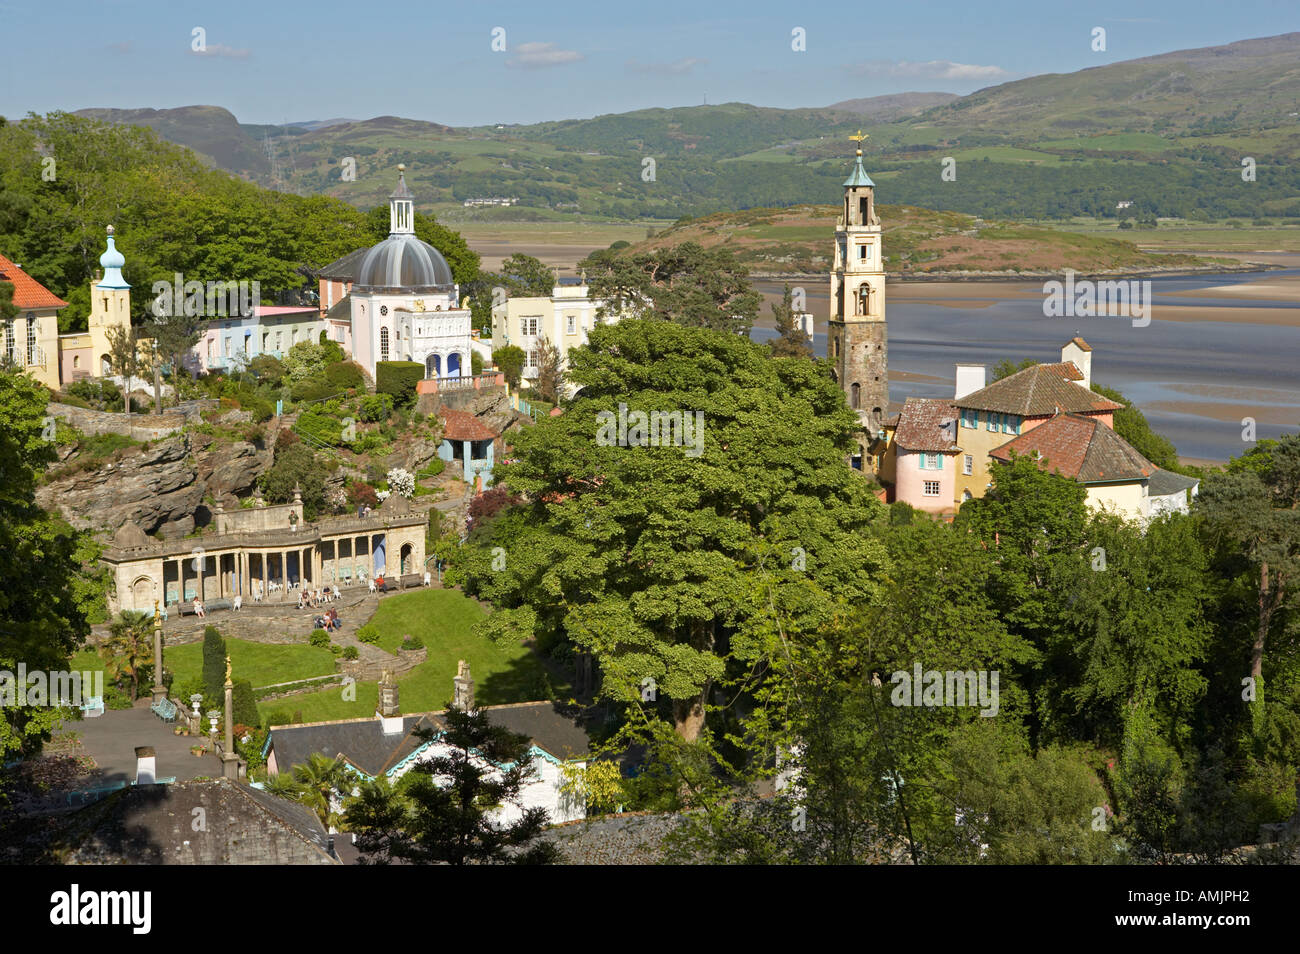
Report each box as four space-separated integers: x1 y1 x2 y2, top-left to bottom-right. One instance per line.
387 467 415 498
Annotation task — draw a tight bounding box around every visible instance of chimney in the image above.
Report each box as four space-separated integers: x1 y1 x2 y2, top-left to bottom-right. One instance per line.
377 669 402 732
954 364 986 401
453 660 475 711
1062 337 1092 389
135 745 157 785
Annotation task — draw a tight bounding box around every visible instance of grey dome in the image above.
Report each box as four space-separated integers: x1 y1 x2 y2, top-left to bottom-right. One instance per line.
355 233 453 290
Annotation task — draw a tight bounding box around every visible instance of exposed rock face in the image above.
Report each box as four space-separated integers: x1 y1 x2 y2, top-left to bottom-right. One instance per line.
207 441 268 497
38 435 202 538
37 430 274 540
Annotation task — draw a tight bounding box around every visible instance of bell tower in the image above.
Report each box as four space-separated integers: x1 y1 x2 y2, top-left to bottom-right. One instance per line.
88 225 132 377
827 132 888 471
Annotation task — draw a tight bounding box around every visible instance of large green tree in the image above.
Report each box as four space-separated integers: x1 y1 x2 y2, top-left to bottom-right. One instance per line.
579 242 760 335
451 318 886 741
0 370 92 757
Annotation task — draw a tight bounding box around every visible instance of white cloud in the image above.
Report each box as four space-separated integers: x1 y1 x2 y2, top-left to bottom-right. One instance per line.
189 43 251 60
849 59 1011 81
507 42 583 69
627 57 707 75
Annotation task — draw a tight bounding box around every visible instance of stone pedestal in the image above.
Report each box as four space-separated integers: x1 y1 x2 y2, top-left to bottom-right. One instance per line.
221 753 240 780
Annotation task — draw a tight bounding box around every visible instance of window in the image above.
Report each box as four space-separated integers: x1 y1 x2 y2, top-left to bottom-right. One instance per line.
523 317 539 337
858 245 867 260
223 337 231 357
526 349 538 369
73 355 80 369
207 339 214 360
1008 416 1021 435
26 314 37 365
566 314 576 335
380 327 389 362
851 382 861 409
961 409 978 429
963 455 973 476
923 453 940 470
987 412 1001 433
923 481 941 497
962 489 973 502
3 320 12 363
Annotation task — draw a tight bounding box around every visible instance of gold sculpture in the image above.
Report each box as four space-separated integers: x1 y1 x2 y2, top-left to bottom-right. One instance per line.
849 130 868 155
225 654 232 685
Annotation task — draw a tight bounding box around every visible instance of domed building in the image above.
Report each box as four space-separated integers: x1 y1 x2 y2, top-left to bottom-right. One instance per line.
342 166 473 381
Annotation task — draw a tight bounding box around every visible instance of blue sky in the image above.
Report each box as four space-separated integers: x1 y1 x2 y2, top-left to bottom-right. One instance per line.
2 0 1297 126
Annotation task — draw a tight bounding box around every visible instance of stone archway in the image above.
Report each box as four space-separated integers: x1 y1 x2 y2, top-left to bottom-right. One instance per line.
426 353 441 378
447 352 462 377
100 354 112 376
130 575 156 612
400 543 414 575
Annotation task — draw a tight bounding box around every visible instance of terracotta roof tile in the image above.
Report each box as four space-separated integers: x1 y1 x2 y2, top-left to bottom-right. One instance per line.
893 398 960 452
989 413 1157 483
0 253 68 309
440 407 497 441
955 362 1119 417
1067 336 1092 352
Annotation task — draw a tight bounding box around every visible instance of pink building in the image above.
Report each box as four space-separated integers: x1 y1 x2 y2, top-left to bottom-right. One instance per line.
882 397 960 515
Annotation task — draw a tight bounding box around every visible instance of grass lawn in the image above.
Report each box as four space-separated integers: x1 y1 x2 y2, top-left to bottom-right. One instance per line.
259 588 556 725
73 638 337 690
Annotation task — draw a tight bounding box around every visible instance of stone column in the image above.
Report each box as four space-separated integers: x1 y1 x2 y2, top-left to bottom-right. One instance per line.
177 557 185 605
280 549 288 598
222 655 239 780
261 550 268 597
151 601 167 704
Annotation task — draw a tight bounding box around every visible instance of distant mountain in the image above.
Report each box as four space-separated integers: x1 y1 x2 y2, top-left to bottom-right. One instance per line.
910 32 1300 137
825 92 959 120
70 34 1300 222
73 105 269 178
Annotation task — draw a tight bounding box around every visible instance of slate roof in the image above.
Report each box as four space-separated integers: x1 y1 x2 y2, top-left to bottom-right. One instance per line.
62 778 338 865
893 398 960 453
954 362 1121 417
325 295 352 323
0 252 67 309
1147 468 1199 496
441 407 498 442
318 247 370 282
269 702 591 779
989 413 1157 483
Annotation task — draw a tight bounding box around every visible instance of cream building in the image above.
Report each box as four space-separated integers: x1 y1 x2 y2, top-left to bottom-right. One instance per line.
490 280 619 386
103 489 427 614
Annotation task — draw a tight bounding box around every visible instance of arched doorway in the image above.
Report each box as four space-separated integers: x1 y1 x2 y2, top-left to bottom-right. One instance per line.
100 354 112 376
400 543 414 575
426 353 441 378
850 382 861 409
447 352 462 377
130 576 156 611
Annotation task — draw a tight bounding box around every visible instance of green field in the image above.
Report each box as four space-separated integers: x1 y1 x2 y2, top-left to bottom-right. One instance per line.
260 588 555 725
1041 221 1300 251
72 638 337 691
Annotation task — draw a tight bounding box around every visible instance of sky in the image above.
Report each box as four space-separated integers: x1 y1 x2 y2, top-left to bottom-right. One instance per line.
2 0 1298 127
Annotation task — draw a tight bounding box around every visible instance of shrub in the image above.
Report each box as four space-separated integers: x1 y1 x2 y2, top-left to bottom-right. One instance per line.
418 458 445 479
401 634 425 650
471 350 483 375
329 644 343 656
359 392 393 423
468 485 522 524
309 628 330 648
387 467 415 498
67 378 122 409
296 406 344 446
341 646 359 660
347 482 379 509
375 361 423 408
248 354 285 387
232 678 259 726
325 360 366 391
492 345 525 389
275 428 300 453
260 442 327 519
355 624 380 644
201 626 227 700
290 378 337 403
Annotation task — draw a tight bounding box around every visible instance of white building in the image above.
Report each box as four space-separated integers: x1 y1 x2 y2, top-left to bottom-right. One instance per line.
348 165 473 380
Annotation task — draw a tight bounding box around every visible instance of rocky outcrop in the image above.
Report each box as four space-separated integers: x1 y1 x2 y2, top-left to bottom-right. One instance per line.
46 402 187 442
37 426 273 540
206 440 270 497
37 434 203 538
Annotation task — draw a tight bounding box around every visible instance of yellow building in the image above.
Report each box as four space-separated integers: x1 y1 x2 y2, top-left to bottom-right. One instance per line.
0 250 66 390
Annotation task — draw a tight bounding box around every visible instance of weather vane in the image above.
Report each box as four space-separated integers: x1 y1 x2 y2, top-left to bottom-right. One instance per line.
849 130 868 156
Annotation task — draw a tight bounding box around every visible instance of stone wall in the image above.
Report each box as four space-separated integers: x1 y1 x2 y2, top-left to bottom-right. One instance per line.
48 402 188 442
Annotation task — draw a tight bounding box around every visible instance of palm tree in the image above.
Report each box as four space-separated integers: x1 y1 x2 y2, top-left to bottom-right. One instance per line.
269 753 351 830
100 610 153 702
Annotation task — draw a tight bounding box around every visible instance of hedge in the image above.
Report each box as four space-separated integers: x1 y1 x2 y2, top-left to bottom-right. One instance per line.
325 360 367 391
376 361 424 408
